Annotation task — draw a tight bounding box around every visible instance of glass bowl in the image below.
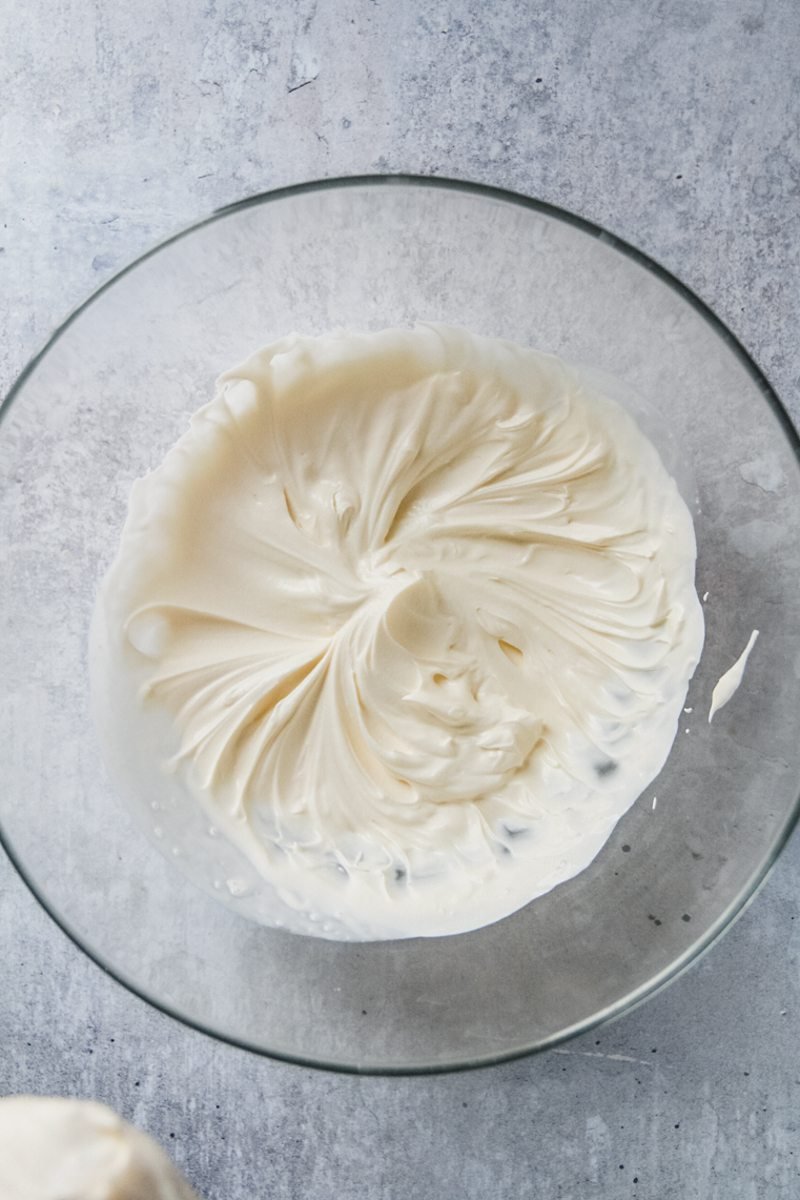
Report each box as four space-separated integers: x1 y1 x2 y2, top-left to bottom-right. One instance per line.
2 176 799 1074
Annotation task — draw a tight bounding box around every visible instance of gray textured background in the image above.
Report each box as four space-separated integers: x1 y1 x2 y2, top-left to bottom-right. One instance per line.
2 1 799 1197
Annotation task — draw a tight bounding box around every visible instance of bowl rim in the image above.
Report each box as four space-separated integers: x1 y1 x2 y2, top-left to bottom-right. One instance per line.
2 172 799 1076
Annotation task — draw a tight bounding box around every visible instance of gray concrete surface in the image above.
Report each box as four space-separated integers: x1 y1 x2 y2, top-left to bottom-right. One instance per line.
2 1 799 1196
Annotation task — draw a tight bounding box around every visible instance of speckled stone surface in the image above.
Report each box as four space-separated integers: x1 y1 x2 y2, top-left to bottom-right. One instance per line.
2 2 800 1197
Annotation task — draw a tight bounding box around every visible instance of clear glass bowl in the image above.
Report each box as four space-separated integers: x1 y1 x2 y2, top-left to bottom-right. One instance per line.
2 177 799 1074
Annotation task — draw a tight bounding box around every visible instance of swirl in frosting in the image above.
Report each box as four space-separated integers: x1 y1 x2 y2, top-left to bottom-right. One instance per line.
91 326 704 939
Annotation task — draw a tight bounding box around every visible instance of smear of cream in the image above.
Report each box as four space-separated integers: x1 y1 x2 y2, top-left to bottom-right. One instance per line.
708 630 759 723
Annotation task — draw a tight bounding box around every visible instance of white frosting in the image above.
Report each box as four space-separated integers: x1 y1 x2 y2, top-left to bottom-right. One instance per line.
0 1097 199 1200
92 326 704 940
708 629 759 722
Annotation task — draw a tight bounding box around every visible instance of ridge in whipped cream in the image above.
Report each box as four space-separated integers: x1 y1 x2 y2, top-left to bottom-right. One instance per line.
91 325 705 940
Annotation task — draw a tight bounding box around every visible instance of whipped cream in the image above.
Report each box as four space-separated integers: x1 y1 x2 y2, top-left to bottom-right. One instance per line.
0 1097 199 1200
91 326 704 940
708 629 759 722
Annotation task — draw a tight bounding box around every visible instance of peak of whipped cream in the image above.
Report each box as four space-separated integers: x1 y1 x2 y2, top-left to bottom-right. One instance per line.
0 1097 199 1200
91 326 704 940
